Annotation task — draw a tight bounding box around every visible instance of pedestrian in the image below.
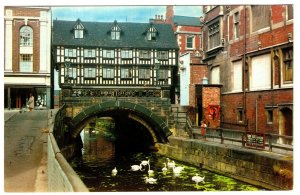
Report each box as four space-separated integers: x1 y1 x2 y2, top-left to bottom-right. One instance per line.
200 120 207 140
27 93 35 112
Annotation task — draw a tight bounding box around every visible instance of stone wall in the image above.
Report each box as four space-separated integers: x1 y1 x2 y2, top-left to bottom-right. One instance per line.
157 136 293 190
48 109 89 192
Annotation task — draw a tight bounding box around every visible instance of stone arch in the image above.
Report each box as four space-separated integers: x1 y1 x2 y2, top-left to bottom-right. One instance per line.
69 100 172 143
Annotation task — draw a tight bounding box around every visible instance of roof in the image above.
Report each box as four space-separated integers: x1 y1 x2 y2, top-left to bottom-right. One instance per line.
52 19 179 50
173 15 202 27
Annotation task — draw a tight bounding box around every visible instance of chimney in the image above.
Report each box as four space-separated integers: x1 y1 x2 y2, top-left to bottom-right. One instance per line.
165 5 174 24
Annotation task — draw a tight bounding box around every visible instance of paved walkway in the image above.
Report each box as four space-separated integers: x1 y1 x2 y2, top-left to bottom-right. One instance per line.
4 110 49 192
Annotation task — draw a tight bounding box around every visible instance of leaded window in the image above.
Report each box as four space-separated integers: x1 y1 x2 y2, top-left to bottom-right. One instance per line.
111 21 121 40
74 23 84 39
282 48 293 83
139 68 150 79
84 67 96 79
121 68 132 79
84 49 96 58
147 25 157 41
65 48 77 58
121 50 133 59
157 51 168 60
103 67 114 79
208 22 220 49
139 50 151 59
103 49 115 58
20 26 33 46
19 54 33 72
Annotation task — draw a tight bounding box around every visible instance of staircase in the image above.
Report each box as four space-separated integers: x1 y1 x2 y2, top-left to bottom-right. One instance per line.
169 104 193 138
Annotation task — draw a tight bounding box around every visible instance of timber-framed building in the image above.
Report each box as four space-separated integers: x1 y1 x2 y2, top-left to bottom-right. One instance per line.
52 19 179 104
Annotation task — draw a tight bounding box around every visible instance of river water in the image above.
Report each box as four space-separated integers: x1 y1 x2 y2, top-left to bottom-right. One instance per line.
70 128 266 192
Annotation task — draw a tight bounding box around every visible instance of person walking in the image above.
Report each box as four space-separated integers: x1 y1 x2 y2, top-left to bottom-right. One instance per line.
200 120 207 140
27 93 35 112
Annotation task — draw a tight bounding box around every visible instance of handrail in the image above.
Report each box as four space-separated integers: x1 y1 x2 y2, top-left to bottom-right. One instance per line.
193 127 293 154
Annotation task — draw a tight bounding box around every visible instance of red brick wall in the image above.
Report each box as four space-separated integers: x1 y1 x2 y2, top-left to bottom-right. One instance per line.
271 5 284 24
222 89 293 133
202 87 221 128
11 8 41 72
177 26 202 55
189 65 208 107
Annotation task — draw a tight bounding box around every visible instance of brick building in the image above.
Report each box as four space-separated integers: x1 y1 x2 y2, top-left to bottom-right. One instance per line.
202 5 293 141
4 7 52 109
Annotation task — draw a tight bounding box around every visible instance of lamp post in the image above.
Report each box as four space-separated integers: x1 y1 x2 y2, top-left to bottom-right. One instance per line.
65 58 71 83
154 59 160 87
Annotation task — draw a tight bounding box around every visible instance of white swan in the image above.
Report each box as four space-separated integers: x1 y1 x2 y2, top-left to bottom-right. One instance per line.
141 159 149 166
131 163 142 171
192 174 205 184
173 166 184 174
148 163 154 175
166 158 175 168
162 163 168 172
144 176 157 184
112 167 118 176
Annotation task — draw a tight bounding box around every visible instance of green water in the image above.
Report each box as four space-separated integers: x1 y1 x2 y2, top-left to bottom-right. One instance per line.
70 129 266 192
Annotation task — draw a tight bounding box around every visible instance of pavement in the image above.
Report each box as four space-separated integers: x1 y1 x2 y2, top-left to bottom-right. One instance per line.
4 109 49 192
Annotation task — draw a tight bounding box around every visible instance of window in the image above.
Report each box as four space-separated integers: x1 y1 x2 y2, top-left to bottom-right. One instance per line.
65 48 77 58
234 12 240 39
111 31 120 40
211 66 220 84
157 51 168 60
19 54 33 72
158 69 168 80
208 22 220 49
121 68 132 79
84 67 96 79
74 23 84 39
232 60 242 92
287 5 293 20
251 5 270 32
84 49 96 58
65 66 77 79
139 50 151 59
139 68 150 79
121 50 133 59
20 26 33 46
103 49 115 58
147 25 157 41
250 54 271 90
237 108 244 122
186 36 194 49
111 21 121 40
282 48 293 83
266 109 273 124
103 67 114 79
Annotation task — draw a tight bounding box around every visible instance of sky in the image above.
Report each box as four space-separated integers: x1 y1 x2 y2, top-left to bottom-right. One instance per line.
51 6 203 23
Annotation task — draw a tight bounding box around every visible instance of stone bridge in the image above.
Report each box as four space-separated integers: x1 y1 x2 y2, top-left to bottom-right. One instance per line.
57 89 179 156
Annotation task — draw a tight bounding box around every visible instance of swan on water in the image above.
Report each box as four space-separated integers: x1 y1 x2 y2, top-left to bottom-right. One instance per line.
131 163 143 171
162 163 168 172
192 174 205 184
166 158 175 168
172 166 184 174
148 163 154 175
144 176 157 184
112 167 118 176
141 159 149 166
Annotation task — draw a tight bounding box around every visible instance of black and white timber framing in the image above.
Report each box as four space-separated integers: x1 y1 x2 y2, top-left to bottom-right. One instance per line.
52 19 179 102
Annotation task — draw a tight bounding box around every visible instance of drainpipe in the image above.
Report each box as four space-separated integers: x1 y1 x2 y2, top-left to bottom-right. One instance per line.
243 5 247 131
255 99 258 132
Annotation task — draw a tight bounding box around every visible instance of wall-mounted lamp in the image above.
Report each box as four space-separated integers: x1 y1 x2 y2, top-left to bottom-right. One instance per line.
257 41 261 50
288 33 293 42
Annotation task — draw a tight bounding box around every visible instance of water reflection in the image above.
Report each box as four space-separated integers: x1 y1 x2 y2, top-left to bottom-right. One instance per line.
71 124 266 192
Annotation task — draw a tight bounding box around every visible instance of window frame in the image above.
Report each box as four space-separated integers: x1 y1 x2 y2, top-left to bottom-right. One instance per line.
74 23 84 39
84 67 96 79
282 47 293 83
121 50 133 59
103 49 115 59
84 49 96 58
139 50 151 59
19 54 33 72
234 12 240 39
20 26 33 47
138 68 151 80
208 22 220 49
102 67 114 79
157 51 168 60
121 67 133 79
186 36 194 49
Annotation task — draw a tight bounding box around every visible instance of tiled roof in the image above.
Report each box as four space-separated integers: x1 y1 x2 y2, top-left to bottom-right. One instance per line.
173 15 202 27
52 19 179 50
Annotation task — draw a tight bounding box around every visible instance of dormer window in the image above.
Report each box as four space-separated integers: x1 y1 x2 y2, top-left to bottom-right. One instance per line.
111 20 121 40
147 24 157 41
73 19 85 39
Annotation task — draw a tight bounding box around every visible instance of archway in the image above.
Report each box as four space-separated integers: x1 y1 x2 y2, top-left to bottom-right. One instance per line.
68 100 172 152
279 107 293 144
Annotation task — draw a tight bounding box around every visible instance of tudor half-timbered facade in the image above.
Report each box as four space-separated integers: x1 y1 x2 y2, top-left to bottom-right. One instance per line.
52 19 179 103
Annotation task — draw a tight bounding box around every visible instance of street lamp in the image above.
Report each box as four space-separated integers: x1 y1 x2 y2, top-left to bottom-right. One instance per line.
154 59 160 86
65 58 71 83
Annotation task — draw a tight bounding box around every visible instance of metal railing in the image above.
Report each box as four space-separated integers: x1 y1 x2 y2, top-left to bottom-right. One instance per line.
193 127 293 154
